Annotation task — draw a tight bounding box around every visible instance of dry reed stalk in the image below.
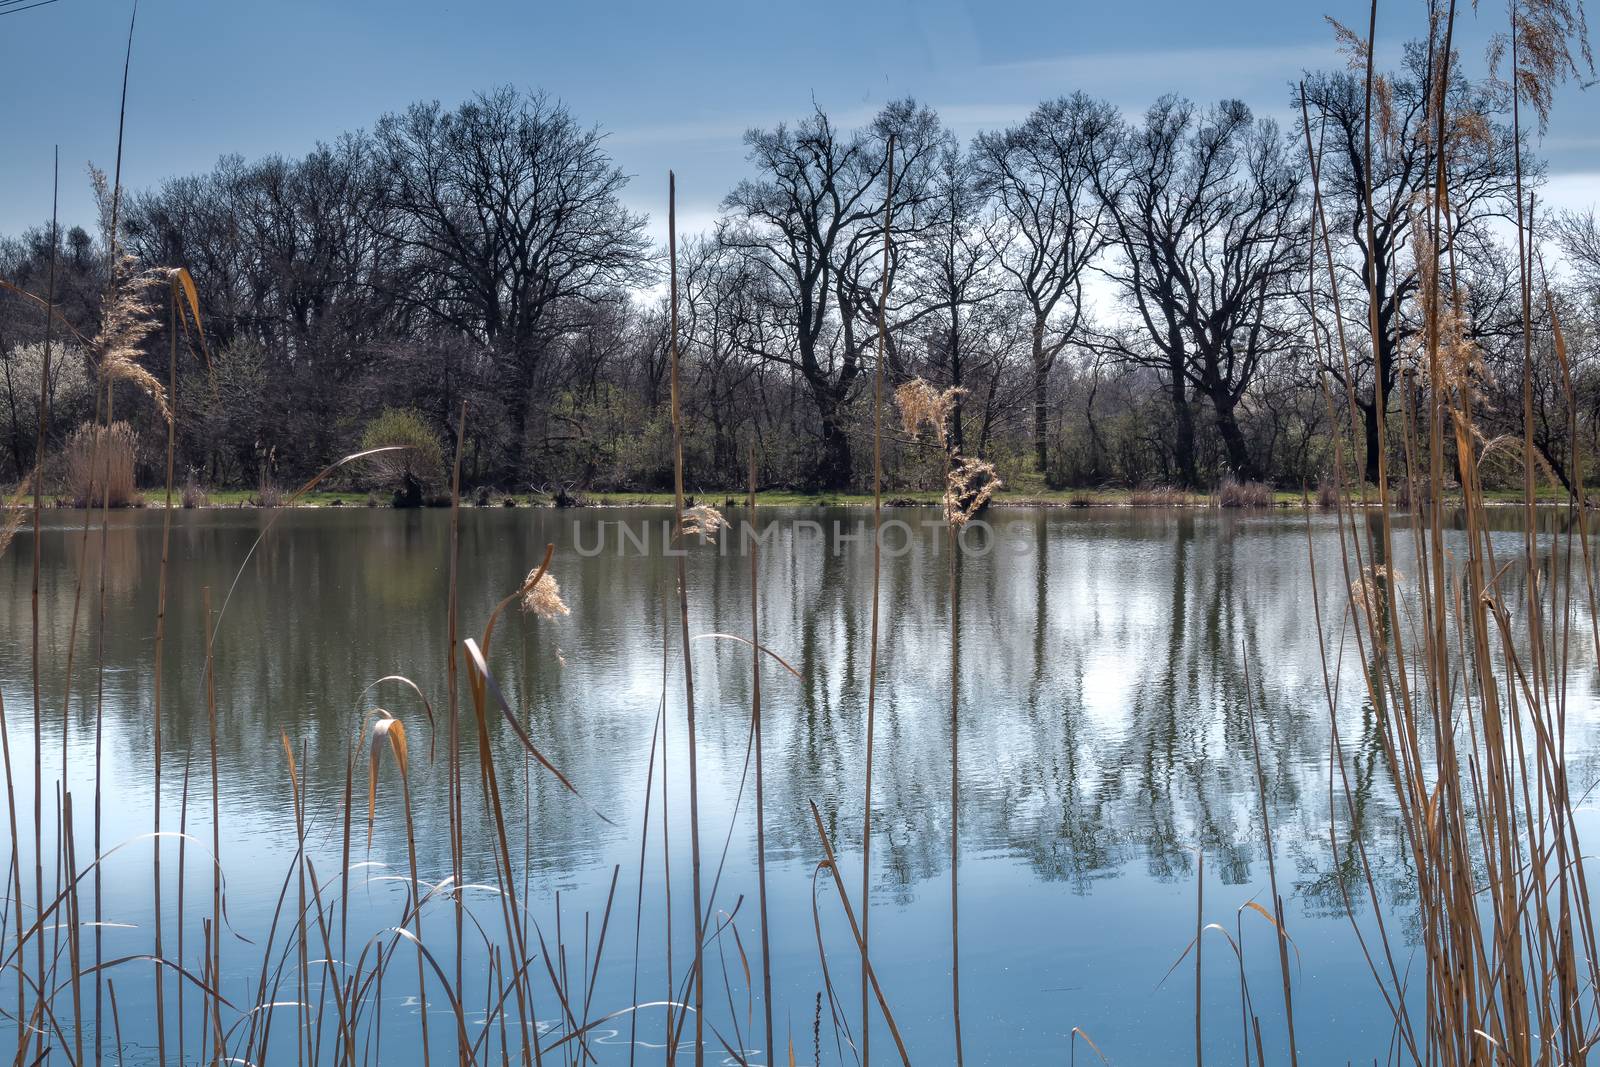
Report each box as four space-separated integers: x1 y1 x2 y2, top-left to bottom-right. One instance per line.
338 739 357 1061
77 61 151 1060
204 586 224 1066
1193 848 1203 1067
1241 654 1297 1065
285 732 309 1067
460 549 590 1067
365 706 432 1065
63 790 85 1067
1300 82 1396 897
806 802 910 1066
860 132 893 1067
150 263 203 1067
658 582 676 1067
0 734 18 1050
1294 3 1600 1062
666 170 707 1067
947 491 964 1067
749 445 774 1067
0 536 28 1033
108 978 125 1067
81 21 142 1054
92 382 116 1067
628 701 665 1067
20 148 59 1053
177 755 190 1067
447 400 466 1025
1069 1027 1111 1066
151 270 174 1067
1317 10 1456 1043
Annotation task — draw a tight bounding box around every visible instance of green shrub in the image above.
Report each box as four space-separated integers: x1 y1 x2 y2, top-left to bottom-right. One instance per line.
359 408 446 507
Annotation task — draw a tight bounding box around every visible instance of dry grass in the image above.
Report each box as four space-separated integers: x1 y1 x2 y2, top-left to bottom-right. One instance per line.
1216 478 1273 508
63 421 138 507
91 256 174 422
181 472 209 509
0 474 33 558
250 482 284 508
1280 5 1600 1063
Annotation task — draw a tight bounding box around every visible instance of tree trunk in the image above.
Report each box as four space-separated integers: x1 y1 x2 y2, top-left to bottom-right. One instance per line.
1085 371 1105 483
949 308 965 453
393 469 424 508
1212 397 1256 482
816 403 853 491
1363 323 1397 486
1172 365 1197 488
1362 399 1382 487
1032 320 1049 483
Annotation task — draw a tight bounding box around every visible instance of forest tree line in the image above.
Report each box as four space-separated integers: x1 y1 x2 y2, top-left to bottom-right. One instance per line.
3 42 1599 497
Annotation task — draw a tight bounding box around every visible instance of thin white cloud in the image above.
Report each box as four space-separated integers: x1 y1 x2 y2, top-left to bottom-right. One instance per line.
1540 171 1600 215
981 41 1336 80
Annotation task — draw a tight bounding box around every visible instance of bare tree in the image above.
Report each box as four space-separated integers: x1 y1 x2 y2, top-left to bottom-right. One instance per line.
972 93 1114 483
374 86 653 474
906 143 1004 451
1091 96 1305 485
1298 46 1518 483
125 137 410 470
719 99 944 490
1555 210 1600 285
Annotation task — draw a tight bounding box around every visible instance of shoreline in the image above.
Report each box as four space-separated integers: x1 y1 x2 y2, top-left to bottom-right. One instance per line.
18 488 1583 511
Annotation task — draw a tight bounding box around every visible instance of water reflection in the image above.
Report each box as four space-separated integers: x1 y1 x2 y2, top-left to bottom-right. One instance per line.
1 505 1596 1063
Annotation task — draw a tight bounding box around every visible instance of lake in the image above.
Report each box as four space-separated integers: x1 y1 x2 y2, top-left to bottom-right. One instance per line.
2 505 1595 1064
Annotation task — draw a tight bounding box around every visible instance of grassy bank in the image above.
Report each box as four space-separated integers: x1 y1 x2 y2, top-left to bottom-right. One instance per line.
130 485 1583 509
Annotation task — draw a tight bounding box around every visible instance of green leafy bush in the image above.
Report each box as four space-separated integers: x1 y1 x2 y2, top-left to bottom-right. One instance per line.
359 408 445 507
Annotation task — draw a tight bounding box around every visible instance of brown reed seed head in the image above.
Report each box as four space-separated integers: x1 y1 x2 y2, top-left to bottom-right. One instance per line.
1488 0 1594 131
93 255 178 422
1325 16 1369 70
945 456 1001 526
895 377 967 447
520 569 571 619
680 502 730 542
1350 563 1404 633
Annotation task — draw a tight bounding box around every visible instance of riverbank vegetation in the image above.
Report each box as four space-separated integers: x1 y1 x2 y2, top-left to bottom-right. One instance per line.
4 6 1600 503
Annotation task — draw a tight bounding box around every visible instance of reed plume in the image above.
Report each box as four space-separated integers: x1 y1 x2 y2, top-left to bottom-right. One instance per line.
894 378 965 446
90 256 175 421
520 569 571 619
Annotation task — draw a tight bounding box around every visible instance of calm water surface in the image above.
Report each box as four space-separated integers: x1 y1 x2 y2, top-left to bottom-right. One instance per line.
3 506 1598 1064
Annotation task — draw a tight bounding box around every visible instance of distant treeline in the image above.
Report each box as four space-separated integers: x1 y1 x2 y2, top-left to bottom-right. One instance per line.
3 43 1599 496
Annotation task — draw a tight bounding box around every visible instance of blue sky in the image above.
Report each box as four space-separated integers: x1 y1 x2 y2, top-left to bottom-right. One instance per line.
1 0 1596 242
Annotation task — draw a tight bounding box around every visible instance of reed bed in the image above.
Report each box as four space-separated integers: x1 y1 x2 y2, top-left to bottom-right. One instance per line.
1261 3 1600 1066
62 422 137 508
1216 479 1273 509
